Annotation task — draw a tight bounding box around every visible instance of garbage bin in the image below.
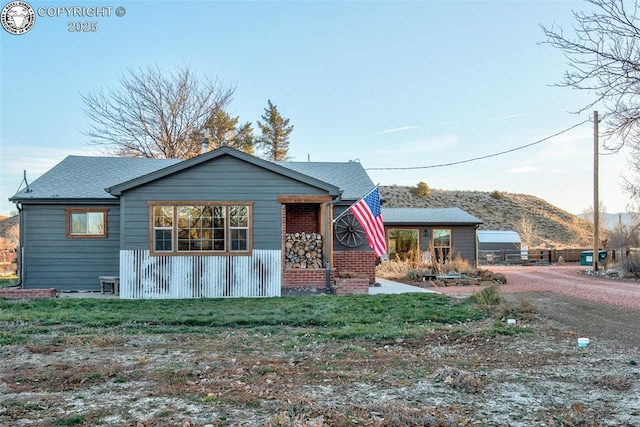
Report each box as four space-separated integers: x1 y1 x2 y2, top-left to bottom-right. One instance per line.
580 250 608 266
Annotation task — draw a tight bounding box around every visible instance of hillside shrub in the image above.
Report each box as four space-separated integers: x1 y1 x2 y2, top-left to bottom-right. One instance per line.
621 256 640 280
410 181 431 197
490 190 505 199
467 285 503 307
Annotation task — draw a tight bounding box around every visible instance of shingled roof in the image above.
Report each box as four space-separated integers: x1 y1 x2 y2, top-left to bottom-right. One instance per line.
10 148 373 203
381 207 483 225
277 160 373 200
9 156 179 202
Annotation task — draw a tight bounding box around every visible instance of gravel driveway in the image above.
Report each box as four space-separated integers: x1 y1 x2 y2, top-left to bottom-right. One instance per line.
438 264 640 349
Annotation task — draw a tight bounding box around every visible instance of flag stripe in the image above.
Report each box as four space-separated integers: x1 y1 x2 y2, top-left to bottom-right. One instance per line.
349 188 387 257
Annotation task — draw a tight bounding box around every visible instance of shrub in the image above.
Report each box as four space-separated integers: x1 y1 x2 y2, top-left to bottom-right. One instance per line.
467 285 503 308
621 256 640 280
444 253 473 274
376 250 474 282
410 181 431 197
490 190 505 199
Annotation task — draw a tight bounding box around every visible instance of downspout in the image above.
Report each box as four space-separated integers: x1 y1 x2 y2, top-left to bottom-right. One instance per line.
14 202 24 288
324 196 342 293
11 171 31 288
474 224 480 269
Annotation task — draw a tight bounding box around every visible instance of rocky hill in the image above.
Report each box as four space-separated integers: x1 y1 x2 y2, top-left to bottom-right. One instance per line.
379 185 598 249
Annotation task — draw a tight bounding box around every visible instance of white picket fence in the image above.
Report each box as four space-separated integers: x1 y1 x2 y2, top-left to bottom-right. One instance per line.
119 250 281 299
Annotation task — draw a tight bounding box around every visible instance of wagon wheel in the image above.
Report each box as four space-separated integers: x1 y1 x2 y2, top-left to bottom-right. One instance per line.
334 212 366 247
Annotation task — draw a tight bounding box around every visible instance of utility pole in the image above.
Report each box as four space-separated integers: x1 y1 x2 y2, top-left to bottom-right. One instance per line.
593 111 599 272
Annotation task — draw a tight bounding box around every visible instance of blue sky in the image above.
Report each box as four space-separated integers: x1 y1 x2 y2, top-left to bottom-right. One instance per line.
0 0 631 217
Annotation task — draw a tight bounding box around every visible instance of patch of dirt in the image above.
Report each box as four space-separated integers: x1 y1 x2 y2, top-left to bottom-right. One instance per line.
2 268 640 426
437 264 640 345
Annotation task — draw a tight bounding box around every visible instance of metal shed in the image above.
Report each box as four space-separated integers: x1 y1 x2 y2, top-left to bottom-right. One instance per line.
477 230 522 263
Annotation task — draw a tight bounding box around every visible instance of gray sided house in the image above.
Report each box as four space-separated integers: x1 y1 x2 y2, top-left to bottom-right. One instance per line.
9 147 378 298
381 207 483 266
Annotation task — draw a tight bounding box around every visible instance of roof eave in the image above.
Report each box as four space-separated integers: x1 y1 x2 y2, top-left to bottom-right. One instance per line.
384 221 484 226
8 197 120 205
106 147 342 197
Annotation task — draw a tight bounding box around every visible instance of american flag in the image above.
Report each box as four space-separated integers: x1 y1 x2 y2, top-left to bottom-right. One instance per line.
350 187 387 258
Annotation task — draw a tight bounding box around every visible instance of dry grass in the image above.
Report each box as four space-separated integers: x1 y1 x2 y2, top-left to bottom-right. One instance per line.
1 296 637 426
377 249 474 281
433 366 486 393
592 374 632 391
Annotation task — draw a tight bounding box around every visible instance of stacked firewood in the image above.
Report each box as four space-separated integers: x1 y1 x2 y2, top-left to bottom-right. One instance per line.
284 233 323 268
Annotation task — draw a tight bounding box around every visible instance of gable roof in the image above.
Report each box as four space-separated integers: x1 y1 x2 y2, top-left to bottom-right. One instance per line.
9 147 372 203
381 207 483 225
106 147 341 197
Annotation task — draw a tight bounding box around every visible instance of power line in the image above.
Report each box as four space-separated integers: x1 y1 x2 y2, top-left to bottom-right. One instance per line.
365 118 592 171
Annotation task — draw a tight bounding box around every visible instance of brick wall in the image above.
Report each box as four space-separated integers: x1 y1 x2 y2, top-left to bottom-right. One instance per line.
0 288 57 299
333 251 376 284
282 268 334 288
285 204 319 234
333 277 369 295
280 205 376 295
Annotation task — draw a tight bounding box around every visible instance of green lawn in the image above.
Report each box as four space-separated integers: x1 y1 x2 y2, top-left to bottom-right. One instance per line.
0 293 488 345
0 277 17 288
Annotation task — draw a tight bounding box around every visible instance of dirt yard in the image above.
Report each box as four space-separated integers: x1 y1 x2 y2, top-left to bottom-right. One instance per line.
1 265 639 426
438 264 640 347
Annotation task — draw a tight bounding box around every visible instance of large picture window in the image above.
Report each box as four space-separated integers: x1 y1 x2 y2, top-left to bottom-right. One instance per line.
150 202 251 255
66 209 107 238
387 228 419 260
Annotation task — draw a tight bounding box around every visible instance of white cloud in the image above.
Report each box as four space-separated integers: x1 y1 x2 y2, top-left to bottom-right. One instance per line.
489 113 524 122
377 126 419 134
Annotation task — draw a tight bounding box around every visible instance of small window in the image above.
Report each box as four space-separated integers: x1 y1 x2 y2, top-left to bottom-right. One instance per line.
432 228 452 262
229 205 249 252
66 209 107 238
153 205 174 252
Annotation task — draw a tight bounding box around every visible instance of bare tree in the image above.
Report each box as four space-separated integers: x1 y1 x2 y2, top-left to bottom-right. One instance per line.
541 0 640 206
582 200 609 228
609 213 640 250
514 214 538 248
541 1 640 150
81 65 235 159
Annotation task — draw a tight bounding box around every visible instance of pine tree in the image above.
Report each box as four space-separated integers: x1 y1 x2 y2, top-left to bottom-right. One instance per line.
202 110 256 154
257 100 293 161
